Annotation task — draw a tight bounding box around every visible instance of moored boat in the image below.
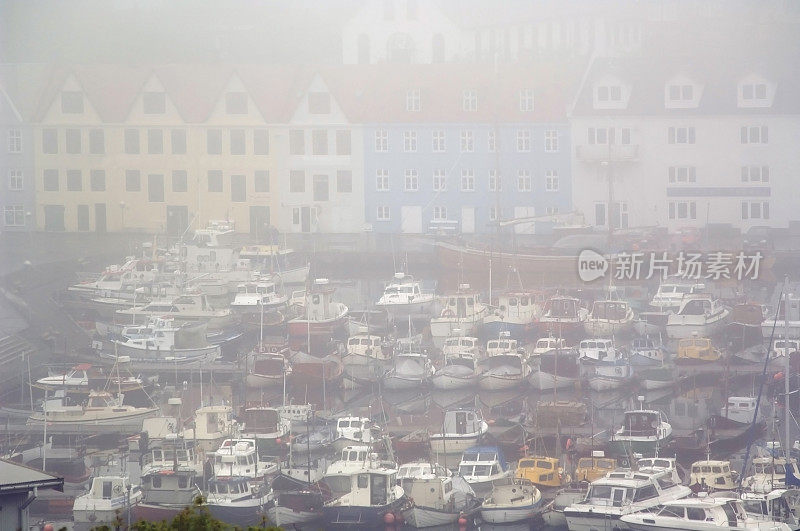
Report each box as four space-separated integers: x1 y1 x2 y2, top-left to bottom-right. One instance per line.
480 477 543 524
429 408 489 455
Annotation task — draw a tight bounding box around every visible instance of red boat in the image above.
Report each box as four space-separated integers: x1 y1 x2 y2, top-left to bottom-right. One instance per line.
287 279 348 348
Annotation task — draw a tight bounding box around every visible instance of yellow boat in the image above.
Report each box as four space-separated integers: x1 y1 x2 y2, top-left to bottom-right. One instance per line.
515 456 570 488
675 336 722 364
573 452 617 483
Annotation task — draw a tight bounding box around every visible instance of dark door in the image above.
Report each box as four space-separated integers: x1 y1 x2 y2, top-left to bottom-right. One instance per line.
249 206 270 240
166 205 189 238
43 205 65 231
95 203 107 233
301 206 311 233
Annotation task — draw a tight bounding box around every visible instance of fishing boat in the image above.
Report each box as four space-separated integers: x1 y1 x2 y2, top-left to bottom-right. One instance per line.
115 291 236 331
761 293 800 339
742 456 800 493
457 446 513 496
27 390 159 429
398 461 480 528
483 291 543 340
204 476 273 528
515 456 570 489
536 295 588 339
342 334 392 385
382 351 434 390
620 496 790 530
239 406 291 460
478 351 530 390
431 350 480 390
429 408 489 455
375 272 437 319
584 299 635 337
608 407 673 457
629 336 668 366
675 335 723 365
135 442 203 522
332 416 379 453
245 348 290 389
573 452 618 483
530 335 567 357
689 459 737 492
529 348 580 390
666 294 731 339
180 404 235 453
287 279 349 347
212 438 275 481
563 468 692 531
716 396 763 427
480 477 543 524
73 475 142 531
33 363 143 394
577 338 622 365
429 286 488 348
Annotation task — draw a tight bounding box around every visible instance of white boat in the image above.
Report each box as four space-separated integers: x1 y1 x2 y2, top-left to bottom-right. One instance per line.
620 495 790 530
478 352 530 390
430 409 489 455
530 348 580 390
230 278 288 312
431 350 480 390
115 292 237 331
457 446 513 496
485 335 520 357
483 291 543 340
342 334 391 384
398 461 479 528
382 351 434 390
375 272 437 318
67 258 163 298
332 416 379 452
287 279 349 345
73 475 142 531
246 348 290 388
650 277 707 312
212 438 275 481
584 299 635 337
742 456 800 493
629 336 668 366
762 293 800 339
587 362 634 391
666 294 731 339
530 335 567 357
430 286 488 348
180 404 236 453
608 408 673 457
27 390 159 429
689 459 738 492
563 468 692 531
577 338 621 364
33 363 143 393
480 478 543 524
441 335 481 358
738 489 800 529
205 476 273 528
722 396 763 426
535 295 588 339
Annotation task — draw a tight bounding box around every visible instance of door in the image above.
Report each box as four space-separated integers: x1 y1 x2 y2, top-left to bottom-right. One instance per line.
77 205 90 231
400 206 422 233
166 205 189 238
461 206 475 234
249 206 270 240
95 203 107 233
43 205 65 231
301 206 311 233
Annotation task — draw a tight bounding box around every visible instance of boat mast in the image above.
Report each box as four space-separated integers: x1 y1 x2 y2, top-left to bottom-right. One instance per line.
784 276 791 460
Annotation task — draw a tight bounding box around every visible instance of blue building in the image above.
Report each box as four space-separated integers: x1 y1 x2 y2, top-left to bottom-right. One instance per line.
360 63 574 235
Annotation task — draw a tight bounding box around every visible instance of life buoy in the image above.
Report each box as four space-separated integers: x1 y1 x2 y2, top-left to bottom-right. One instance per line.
113 484 122 494
442 309 455 318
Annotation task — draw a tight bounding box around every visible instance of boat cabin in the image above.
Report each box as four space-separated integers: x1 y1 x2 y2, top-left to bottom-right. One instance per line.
581 469 683 507
677 337 718 361
676 295 715 316
304 279 340 320
740 490 799 527
183 405 234 442
443 336 479 353
543 297 581 319
516 456 567 488
574 453 617 483
346 335 383 356
140 468 199 505
207 476 253 500
396 462 454 510
533 337 566 354
327 468 399 508
213 439 260 478
458 446 508 483
589 301 630 320
440 291 481 319
689 460 736 491
723 396 758 425
86 476 138 501
441 409 485 437
486 337 518 356
616 410 670 440
578 339 618 362
495 292 543 318
336 417 375 445
379 274 424 301
773 339 800 357
650 281 705 308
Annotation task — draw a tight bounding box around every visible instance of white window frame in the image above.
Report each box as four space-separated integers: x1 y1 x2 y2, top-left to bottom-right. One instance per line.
668 166 697 183
740 125 768 144
487 130 496 152
489 206 498 221
462 89 477 111
545 170 559 192
460 130 474 152
668 126 696 144
741 201 770 220
8 129 21 153
376 205 391 221
4 205 24 226
375 169 389 191
667 84 693 101
406 89 420 112
519 89 535 112
460 169 475 192
544 129 558 152
404 169 419 191
375 129 389 152
546 206 560 215
403 130 417 152
489 170 501 192
741 83 768 101
8 169 23 191
516 130 531 152
668 200 697 220
740 165 769 183
517 170 532 192
432 130 445 152
432 169 447 191
433 205 448 221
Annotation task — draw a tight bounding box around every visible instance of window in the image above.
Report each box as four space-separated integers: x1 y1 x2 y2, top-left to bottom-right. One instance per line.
488 130 496 152
254 170 269 193
90 170 105 191
741 165 769 183
312 130 328 155
207 129 222 154
171 129 186 154
207 170 223 192
148 129 163 154
520 89 534 111
462 90 477 111
125 170 141 192
489 206 498 221
336 130 351 155
596 85 622 102
686 508 706 521
404 169 418 191
546 206 559 215
42 129 58 154
231 174 246 202
308 92 331 114
4 205 24 226
545 130 558 152
337 170 352 193
668 84 693 101
518 170 532 192
65 129 81 154
376 169 389 191
742 83 768 101
172 170 187 192
741 125 768 144
148 174 164 202
668 166 697 183
460 130 474 152
433 205 448 220
516 130 531 152
489 170 501 191
668 200 697 220
66 170 82 191
290 170 305 193
545 170 559 191
75 205 89 231
124 129 140 154
290 130 305 155
595 203 606 226
254 129 269 155
403 131 417 152
668 126 696 144
432 130 445 152
61 91 83 113
375 129 388 152
143 92 166 114
225 92 248 114
406 89 420 111
9 170 23 191
741 201 770 220
376 205 390 221
460 169 475 191
230 129 245 155
8 129 21 153
313 175 329 201
433 169 446 191
89 129 104 154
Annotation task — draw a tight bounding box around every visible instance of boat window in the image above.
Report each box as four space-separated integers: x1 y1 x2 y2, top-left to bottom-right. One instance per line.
178 476 188 488
634 485 657 501
509 298 518 306
339 420 350 428
473 465 490 476
358 451 367 460
490 465 499 475
715 477 727 485
612 488 626 506
357 474 368 489
519 460 535 468
537 460 554 470
657 477 676 489
723 465 730 473
686 507 706 521
742 500 766 515
712 466 722 473
658 506 685 518
588 485 612 500
236 456 247 465
654 459 670 468
152 476 162 488
459 465 473 476
598 459 614 469
102 481 113 499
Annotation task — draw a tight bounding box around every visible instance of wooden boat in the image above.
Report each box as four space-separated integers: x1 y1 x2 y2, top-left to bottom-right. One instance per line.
584 299 635 337
287 279 348 348
73 476 142 530
608 408 672 457
515 456 570 489
398 461 480 528
480 478 543 524
429 408 489 455
429 286 488 348
675 336 723 365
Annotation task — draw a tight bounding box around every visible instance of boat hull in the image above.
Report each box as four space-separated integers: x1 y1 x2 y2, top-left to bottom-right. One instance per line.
482 319 530 341
564 511 623 531
480 502 542 524
402 504 462 528
478 374 525 391
584 319 634 337
267 505 322 526
666 313 729 339
376 299 437 319
322 499 406 528
206 498 271 528
529 370 578 391
587 375 630 392
430 373 476 390
429 434 483 455
383 375 426 390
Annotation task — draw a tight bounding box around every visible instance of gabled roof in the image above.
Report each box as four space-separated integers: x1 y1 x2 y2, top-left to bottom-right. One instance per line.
0 459 63 493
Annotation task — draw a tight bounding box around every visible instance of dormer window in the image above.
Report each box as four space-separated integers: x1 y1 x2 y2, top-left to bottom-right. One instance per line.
668 84 693 101
597 85 622 102
742 83 767 101
463 90 477 111
61 91 84 114
406 89 420 112
519 89 534 112
738 77 773 108
664 78 700 109
225 92 248 114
